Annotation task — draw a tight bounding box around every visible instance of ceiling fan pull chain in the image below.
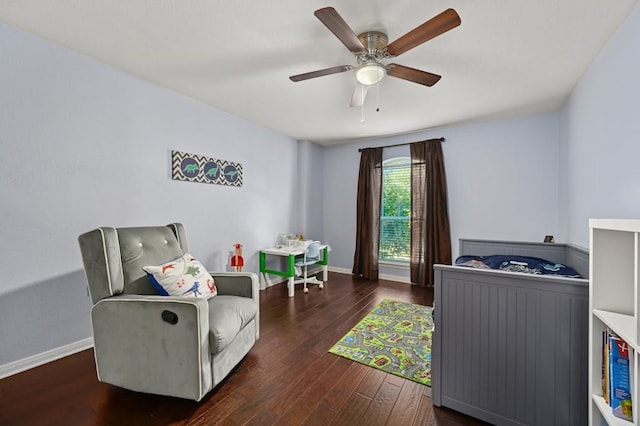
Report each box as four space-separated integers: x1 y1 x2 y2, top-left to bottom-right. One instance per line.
376 81 380 112
361 87 365 123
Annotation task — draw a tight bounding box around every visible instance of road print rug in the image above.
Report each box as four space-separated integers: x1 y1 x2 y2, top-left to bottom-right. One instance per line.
328 299 433 386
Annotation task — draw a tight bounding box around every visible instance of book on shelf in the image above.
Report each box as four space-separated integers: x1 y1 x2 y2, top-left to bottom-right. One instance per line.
603 329 610 404
602 329 633 421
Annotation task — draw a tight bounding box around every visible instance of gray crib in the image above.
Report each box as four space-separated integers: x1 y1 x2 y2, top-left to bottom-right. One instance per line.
432 239 589 426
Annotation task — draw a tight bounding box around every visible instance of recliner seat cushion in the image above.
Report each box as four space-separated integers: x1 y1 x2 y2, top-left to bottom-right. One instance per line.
208 295 257 354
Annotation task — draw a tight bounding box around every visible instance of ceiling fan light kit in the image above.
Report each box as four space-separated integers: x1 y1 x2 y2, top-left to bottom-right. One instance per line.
290 7 461 106
356 63 385 86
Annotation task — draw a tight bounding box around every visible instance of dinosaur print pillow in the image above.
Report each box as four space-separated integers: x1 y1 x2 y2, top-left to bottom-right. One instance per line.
143 253 217 299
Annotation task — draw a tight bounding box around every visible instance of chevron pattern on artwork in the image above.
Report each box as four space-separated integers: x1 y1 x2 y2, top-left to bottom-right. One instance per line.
171 150 243 187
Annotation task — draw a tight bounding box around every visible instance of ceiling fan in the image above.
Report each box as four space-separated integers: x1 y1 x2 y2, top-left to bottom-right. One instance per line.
289 7 461 107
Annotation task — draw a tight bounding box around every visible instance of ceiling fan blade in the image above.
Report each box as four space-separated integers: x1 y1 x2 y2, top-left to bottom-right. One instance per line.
290 65 353 82
386 8 461 57
314 7 366 54
350 83 369 108
387 64 441 87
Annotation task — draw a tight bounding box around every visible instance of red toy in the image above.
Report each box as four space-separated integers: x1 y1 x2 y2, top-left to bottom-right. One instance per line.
231 243 244 272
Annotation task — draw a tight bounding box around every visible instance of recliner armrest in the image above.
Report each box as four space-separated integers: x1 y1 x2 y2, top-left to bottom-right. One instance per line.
90 294 212 400
210 272 259 299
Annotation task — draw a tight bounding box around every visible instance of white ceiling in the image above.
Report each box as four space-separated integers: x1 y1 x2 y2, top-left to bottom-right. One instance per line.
1 0 638 145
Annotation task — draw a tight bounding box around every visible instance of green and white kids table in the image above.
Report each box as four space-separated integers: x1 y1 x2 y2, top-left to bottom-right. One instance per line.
259 242 329 297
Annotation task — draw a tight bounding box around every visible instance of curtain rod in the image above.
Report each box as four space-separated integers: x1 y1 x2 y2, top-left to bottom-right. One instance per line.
358 137 445 152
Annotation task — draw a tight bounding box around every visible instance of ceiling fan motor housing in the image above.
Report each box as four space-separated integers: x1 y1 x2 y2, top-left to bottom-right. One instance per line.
357 31 389 62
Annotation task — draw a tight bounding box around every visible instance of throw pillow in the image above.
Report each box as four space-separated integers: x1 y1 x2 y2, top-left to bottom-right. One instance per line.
143 253 217 299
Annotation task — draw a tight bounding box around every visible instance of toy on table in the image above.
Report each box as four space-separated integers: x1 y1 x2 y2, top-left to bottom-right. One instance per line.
231 243 244 272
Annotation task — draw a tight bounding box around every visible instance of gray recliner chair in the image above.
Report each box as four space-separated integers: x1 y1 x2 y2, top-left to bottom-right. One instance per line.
78 223 259 401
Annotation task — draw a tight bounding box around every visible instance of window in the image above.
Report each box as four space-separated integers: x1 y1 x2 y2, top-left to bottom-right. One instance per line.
380 157 411 263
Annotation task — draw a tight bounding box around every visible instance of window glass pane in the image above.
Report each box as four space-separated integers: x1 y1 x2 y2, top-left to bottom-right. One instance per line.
380 218 410 262
380 157 410 263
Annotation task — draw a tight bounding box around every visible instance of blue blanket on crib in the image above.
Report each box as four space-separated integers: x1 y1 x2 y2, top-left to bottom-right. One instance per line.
455 254 582 278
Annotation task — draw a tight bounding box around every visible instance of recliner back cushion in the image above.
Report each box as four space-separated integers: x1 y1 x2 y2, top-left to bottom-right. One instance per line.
118 227 184 295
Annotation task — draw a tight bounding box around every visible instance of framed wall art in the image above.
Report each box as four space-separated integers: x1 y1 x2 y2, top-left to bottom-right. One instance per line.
171 150 243 187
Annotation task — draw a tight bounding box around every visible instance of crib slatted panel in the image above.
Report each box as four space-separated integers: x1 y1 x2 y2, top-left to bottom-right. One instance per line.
432 267 588 426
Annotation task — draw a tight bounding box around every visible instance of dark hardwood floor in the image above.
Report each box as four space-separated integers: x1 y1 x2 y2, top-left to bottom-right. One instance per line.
0 272 488 426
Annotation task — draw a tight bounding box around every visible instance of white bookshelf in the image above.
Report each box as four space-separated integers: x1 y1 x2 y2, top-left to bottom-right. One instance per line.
589 219 640 425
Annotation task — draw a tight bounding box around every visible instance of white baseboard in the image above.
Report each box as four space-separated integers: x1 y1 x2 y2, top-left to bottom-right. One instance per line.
261 266 345 289
379 273 412 284
259 274 288 290
0 337 94 380
328 266 351 275
328 266 411 284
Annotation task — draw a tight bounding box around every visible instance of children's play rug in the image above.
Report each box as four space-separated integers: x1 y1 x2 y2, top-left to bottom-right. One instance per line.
328 299 434 386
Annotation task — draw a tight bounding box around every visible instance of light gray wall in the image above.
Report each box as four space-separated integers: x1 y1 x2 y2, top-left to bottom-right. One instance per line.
3 1 639 370
558 2 640 248
323 112 561 280
296 140 324 241
0 23 299 365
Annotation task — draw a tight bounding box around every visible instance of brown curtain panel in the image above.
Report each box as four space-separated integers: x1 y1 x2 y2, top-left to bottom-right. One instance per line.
352 147 383 280
410 140 452 287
